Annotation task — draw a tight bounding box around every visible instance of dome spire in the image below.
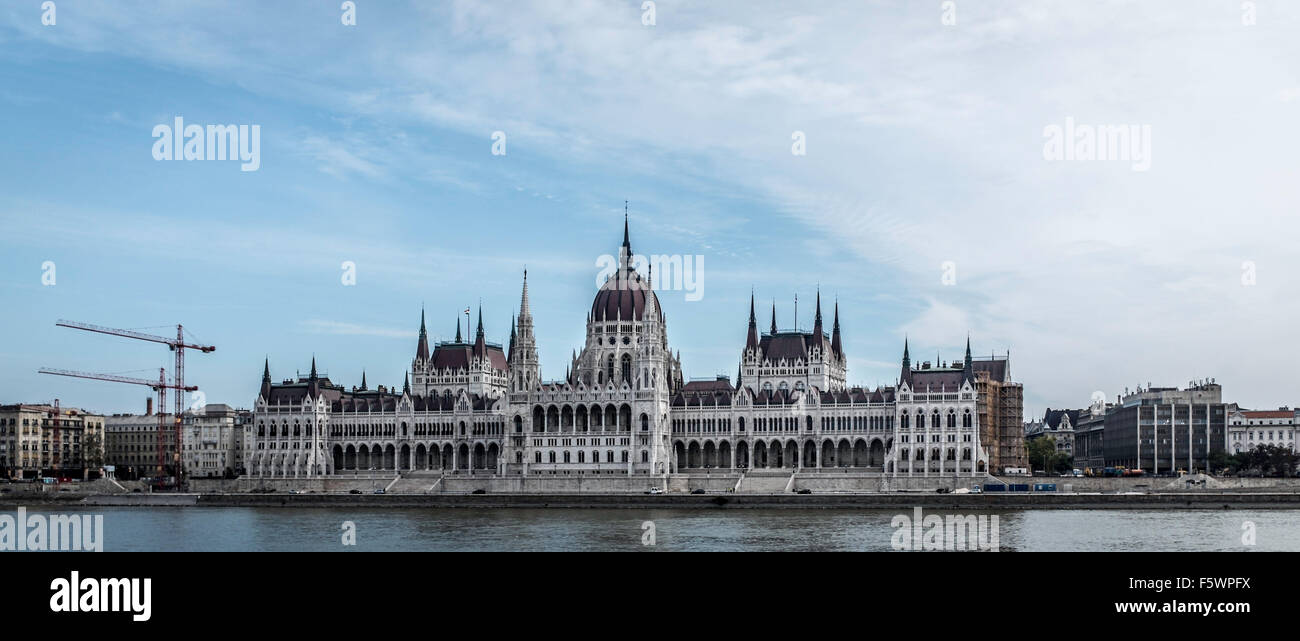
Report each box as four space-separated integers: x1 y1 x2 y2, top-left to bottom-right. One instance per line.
623 200 631 254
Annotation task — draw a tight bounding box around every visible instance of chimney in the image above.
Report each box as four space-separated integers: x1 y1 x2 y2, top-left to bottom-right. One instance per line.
146 397 153 416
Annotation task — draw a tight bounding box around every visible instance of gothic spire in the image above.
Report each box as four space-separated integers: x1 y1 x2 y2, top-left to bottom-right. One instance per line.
831 299 842 357
900 337 912 386
746 291 760 352
519 269 532 321
770 300 777 335
813 288 824 341
360 370 367 391
622 200 631 256
454 316 462 343
416 307 430 362
963 334 974 381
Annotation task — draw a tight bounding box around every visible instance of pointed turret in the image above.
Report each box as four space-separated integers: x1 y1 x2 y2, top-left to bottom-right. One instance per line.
770 301 777 335
900 338 912 386
831 300 843 358
508 314 517 360
259 358 272 401
403 372 410 396
510 269 540 391
962 335 974 382
416 307 430 362
360 370 367 391
307 356 320 398
454 316 462 343
812 289 824 343
745 292 759 352
474 304 486 354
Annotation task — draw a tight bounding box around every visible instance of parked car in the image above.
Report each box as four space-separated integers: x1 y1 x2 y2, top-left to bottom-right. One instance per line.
646 487 664 495
690 488 706 495
471 488 486 494
935 487 950 494
372 488 386 494
795 488 812 494
969 485 983 493
348 489 362 494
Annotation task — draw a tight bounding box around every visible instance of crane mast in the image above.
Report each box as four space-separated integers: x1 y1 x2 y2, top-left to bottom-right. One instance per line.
46 321 213 488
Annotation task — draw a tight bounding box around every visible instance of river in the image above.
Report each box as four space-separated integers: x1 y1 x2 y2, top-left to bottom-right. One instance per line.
10 506 1297 551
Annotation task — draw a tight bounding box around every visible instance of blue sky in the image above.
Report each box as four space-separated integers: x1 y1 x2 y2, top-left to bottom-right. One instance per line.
2 0 1299 417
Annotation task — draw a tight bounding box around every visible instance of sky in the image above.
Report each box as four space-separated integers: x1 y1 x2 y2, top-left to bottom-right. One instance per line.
1 0 1298 419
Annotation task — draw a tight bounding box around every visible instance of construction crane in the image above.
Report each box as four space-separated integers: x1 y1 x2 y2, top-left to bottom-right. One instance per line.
39 368 197 483
50 321 214 487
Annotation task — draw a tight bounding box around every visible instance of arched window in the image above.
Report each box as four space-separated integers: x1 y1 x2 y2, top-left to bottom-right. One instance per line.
563 451 571 463
641 450 648 463
548 451 556 463
578 450 585 463
901 414 909 429
621 354 632 383
534 451 542 463
947 411 956 428
606 354 615 383
931 412 940 428
962 411 972 428
641 414 649 431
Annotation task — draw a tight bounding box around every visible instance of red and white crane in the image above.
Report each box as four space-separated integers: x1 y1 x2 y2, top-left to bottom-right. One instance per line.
47 321 214 485
39 367 198 480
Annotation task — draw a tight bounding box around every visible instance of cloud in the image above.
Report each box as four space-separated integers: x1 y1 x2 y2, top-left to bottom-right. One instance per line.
5 0 1300 413
299 320 415 340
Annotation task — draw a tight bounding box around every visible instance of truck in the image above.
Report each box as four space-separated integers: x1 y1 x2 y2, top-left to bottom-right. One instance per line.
1033 483 1057 492
982 483 1007 492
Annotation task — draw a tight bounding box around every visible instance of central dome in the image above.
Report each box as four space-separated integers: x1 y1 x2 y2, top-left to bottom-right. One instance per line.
591 270 658 322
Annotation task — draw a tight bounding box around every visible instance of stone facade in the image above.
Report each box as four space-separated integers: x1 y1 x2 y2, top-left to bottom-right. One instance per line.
244 218 1002 479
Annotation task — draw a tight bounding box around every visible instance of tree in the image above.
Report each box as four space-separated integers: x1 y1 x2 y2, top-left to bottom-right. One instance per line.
1231 444 1300 477
1027 436 1070 473
81 431 105 470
